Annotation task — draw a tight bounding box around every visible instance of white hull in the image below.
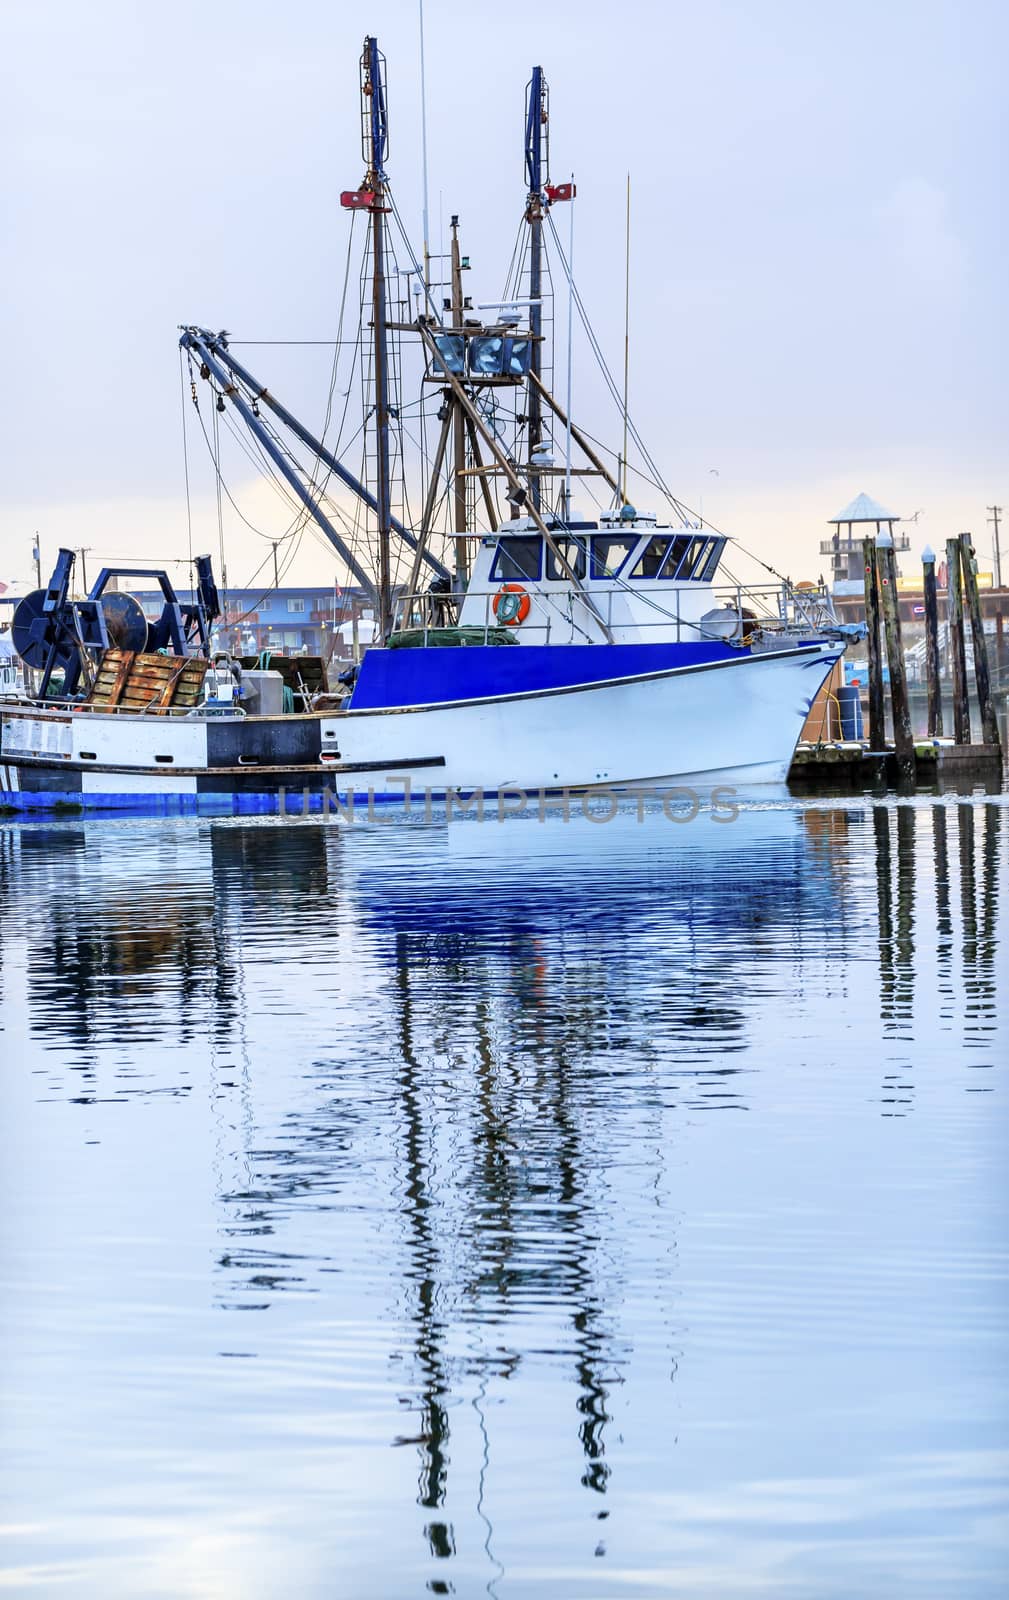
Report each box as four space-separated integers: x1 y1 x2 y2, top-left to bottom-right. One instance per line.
322 643 842 796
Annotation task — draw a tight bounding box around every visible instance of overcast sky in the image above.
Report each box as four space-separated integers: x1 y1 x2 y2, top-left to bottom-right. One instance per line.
2 0 1006 593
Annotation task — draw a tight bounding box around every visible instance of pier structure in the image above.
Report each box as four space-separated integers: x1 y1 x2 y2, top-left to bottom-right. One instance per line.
822 492 909 593
792 492 1006 788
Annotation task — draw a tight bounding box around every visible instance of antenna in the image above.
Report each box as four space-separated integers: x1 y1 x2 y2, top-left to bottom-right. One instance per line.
563 172 575 521
621 173 631 504
418 1 431 288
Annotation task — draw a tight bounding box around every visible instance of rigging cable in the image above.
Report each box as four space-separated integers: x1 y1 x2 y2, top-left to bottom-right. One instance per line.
545 212 690 522
210 391 229 622
178 348 194 570
192 216 367 601
542 214 803 599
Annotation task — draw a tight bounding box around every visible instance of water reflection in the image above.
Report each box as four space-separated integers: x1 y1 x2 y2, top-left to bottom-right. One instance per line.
0 799 1005 1595
393 936 453 1559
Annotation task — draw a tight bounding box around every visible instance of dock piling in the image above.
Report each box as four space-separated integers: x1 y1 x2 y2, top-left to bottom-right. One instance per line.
959 531 1002 754
862 537 886 751
922 545 943 738
877 530 915 785
946 535 971 744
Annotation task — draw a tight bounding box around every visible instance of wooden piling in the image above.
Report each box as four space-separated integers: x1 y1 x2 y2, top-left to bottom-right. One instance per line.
922 550 943 737
959 531 1002 754
862 537 886 751
877 537 915 785
946 535 971 744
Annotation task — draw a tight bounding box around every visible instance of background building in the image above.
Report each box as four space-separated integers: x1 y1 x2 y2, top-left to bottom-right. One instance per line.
126 583 374 661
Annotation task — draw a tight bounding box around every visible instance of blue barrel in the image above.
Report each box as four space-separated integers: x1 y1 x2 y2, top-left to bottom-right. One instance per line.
837 684 864 741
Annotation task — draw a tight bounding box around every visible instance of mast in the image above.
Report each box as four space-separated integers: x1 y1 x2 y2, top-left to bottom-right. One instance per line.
450 217 469 582
362 36 394 642
525 67 548 513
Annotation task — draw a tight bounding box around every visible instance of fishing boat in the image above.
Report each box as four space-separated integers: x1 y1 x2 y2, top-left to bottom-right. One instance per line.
1 38 850 814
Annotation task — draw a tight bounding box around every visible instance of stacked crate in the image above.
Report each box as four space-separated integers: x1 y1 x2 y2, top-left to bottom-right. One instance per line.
87 651 208 714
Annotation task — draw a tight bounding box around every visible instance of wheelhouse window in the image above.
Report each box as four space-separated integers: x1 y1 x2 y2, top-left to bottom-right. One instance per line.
666 536 710 580
699 538 726 581
630 537 671 578
590 534 636 579
657 534 692 577
546 535 588 580
491 536 542 582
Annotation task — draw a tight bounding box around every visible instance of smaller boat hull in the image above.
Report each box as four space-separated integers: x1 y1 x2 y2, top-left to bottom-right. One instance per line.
0 641 841 813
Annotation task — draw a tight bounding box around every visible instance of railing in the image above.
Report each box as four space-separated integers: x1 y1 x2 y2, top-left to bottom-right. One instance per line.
2 693 221 718
393 579 840 647
819 533 911 555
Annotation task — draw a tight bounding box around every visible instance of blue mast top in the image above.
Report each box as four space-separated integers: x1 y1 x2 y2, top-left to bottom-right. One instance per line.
525 65 543 196
365 34 388 181
524 67 548 512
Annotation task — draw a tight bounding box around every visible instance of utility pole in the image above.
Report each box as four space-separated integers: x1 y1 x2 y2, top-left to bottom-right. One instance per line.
271 541 280 590
987 505 1002 589
75 547 91 594
32 533 41 588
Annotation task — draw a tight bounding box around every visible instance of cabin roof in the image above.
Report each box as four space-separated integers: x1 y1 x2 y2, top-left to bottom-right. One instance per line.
828 492 900 525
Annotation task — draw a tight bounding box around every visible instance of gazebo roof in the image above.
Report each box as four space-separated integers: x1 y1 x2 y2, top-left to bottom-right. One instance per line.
828 492 900 525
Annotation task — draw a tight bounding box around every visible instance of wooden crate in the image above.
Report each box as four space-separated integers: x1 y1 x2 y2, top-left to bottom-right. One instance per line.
239 654 329 707
88 650 208 714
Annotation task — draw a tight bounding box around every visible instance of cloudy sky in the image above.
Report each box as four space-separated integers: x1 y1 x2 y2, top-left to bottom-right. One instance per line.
2 0 1006 594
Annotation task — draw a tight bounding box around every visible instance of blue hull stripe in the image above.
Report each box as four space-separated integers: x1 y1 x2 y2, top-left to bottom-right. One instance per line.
349 641 739 710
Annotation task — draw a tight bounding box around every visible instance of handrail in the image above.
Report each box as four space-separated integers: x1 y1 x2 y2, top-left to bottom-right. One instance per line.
0 697 231 718
394 579 829 641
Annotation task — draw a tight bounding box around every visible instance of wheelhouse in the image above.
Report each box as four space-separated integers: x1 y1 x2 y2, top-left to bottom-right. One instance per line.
483 518 726 587
457 514 730 647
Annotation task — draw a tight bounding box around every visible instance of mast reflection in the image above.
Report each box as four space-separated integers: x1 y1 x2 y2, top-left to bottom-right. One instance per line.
393 930 452 1560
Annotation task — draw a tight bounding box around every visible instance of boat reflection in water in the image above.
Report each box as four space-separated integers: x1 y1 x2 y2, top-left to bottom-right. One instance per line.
0 797 1004 1595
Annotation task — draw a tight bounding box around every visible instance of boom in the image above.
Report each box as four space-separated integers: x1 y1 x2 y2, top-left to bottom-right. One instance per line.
179 327 451 595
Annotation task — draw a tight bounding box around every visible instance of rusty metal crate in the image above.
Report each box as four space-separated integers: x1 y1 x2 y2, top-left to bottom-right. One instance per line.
88 650 209 713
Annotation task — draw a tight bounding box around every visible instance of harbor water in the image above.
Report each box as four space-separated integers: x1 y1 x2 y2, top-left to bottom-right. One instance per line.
1 794 1006 1596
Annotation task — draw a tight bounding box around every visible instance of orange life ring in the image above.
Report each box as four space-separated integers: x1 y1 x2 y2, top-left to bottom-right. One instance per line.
493 584 531 626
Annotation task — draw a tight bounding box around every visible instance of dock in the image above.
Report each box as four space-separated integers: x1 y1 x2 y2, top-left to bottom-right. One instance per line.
789 739 1005 790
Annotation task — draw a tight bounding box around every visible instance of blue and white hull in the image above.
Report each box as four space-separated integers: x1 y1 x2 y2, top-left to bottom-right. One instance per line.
1 640 841 812
322 640 842 796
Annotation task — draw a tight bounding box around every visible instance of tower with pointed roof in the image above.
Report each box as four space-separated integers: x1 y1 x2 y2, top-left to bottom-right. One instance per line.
821 493 911 593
